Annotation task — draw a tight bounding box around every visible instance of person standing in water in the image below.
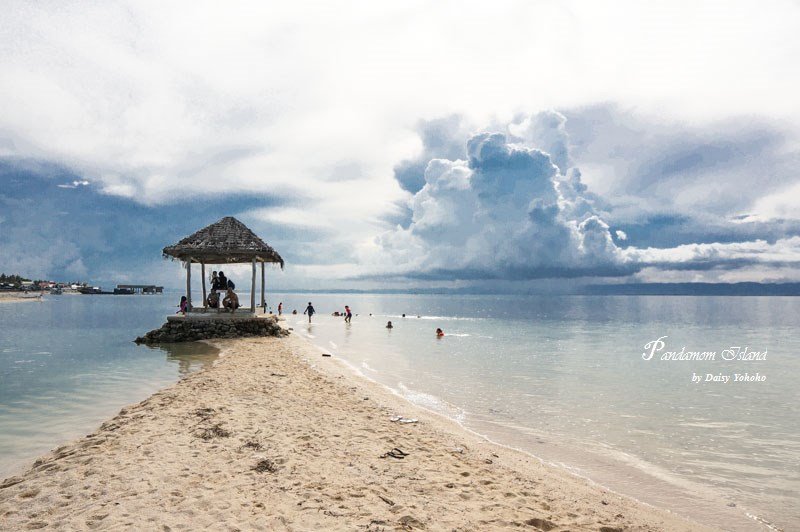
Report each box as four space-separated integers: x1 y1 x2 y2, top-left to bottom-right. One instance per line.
304 302 316 323
278 302 283 316
344 305 352 323
386 321 393 329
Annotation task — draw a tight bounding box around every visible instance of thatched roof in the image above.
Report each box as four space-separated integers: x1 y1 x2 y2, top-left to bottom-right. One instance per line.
163 216 284 266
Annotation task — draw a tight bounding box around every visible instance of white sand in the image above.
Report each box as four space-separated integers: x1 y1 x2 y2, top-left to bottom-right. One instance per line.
0 333 715 530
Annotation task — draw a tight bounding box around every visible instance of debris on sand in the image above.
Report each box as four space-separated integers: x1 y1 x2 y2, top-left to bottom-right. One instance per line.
194 407 216 420
390 415 418 424
196 423 230 440
380 448 409 459
252 459 277 473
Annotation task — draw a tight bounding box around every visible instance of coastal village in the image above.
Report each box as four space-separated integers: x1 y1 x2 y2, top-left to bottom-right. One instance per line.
0 274 163 295
0 273 86 293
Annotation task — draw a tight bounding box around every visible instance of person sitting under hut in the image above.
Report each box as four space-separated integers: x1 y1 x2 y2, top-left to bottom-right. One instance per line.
223 288 240 313
206 290 220 309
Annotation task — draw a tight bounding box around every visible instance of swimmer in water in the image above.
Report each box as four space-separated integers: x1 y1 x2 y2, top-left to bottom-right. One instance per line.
436 328 444 337
386 321 393 329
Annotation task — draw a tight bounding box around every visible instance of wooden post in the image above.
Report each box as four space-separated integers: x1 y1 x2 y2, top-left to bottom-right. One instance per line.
201 262 207 308
250 257 256 313
186 260 192 311
260 262 265 313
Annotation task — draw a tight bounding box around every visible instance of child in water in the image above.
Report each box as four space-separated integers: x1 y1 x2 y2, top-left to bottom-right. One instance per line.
386 321 393 329
436 327 444 337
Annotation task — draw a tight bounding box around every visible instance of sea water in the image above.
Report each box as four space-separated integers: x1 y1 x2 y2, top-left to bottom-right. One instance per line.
0 294 217 478
1 293 797 529
279 293 800 531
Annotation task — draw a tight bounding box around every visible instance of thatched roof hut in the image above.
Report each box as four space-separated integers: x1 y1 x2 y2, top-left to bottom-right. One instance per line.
163 217 283 313
163 216 283 266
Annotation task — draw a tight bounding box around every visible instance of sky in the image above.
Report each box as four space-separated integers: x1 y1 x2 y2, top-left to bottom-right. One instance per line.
2 0 800 291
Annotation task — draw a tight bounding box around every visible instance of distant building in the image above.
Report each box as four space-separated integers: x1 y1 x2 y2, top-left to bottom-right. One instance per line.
116 285 164 294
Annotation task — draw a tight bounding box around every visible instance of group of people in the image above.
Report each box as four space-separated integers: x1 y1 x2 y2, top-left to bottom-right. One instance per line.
298 302 443 336
209 270 240 312
300 302 354 324
180 292 446 337
177 270 241 314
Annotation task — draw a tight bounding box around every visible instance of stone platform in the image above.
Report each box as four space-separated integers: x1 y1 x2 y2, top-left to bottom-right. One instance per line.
134 313 287 344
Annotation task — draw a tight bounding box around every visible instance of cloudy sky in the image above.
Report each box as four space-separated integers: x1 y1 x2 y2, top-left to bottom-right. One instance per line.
2 0 800 290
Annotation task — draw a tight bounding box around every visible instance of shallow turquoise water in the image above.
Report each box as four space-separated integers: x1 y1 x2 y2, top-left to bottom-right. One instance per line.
0 294 217 477
1 293 797 529
278 293 800 530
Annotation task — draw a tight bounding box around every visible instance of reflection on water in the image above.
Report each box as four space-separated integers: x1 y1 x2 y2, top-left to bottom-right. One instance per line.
145 342 219 376
0 294 218 478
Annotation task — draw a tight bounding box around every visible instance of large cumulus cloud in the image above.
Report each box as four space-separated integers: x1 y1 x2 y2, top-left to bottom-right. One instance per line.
362 110 800 283
363 115 634 280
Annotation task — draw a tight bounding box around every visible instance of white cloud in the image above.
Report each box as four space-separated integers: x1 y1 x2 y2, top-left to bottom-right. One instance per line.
359 120 629 279
742 182 800 222
624 237 800 268
56 179 90 189
3 1 800 284
3 1 800 207
358 113 800 282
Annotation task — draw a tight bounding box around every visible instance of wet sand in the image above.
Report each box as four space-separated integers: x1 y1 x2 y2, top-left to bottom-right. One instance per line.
0 333 714 530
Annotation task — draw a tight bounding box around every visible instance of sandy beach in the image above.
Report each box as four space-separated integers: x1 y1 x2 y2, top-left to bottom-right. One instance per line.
0 332 714 531
0 292 43 303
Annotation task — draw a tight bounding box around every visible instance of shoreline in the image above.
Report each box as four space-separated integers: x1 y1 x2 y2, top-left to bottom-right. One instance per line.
0 341 221 482
1 333 718 530
293 332 772 532
0 292 43 303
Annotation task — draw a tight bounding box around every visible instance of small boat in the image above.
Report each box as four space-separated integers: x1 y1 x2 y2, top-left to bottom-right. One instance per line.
113 287 134 295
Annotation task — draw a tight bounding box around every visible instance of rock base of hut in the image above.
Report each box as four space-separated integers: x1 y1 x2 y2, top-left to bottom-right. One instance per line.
135 315 287 344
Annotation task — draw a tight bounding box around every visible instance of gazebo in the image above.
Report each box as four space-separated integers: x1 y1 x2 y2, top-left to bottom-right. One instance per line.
163 216 284 314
